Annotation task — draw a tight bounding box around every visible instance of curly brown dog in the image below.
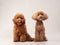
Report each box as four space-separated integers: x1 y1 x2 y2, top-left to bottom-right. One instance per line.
13 13 34 42
32 11 48 42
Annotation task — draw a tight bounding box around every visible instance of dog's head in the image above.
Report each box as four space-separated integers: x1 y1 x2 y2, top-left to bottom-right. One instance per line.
13 13 25 26
32 11 48 21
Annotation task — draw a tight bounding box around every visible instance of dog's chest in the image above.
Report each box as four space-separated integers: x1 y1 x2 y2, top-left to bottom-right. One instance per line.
17 27 25 34
16 29 23 36
36 21 45 31
36 24 43 29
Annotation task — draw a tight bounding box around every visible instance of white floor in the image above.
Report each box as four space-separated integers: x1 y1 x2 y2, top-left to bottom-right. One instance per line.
0 40 60 45
0 33 60 45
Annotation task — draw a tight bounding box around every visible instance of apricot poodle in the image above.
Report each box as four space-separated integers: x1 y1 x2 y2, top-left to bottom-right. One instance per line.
13 13 34 42
32 11 48 42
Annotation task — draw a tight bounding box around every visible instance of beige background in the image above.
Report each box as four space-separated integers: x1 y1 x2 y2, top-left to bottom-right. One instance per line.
0 0 60 45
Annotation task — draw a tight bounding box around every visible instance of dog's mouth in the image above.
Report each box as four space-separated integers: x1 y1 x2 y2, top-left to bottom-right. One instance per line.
17 21 23 26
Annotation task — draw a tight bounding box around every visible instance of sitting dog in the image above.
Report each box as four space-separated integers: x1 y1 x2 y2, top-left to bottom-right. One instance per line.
13 13 34 42
32 11 48 41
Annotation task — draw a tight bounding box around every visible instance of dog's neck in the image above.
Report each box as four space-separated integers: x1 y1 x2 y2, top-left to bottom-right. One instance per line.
36 20 43 24
15 23 25 28
37 20 42 23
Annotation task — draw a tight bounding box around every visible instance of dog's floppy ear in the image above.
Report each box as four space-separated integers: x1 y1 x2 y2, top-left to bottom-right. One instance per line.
32 13 39 21
44 13 48 20
12 14 18 24
12 17 16 24
32 13 36 20
12 15 14 22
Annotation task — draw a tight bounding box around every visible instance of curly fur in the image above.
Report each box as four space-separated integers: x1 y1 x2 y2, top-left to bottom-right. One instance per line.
32 11 48 42
13 13 34 42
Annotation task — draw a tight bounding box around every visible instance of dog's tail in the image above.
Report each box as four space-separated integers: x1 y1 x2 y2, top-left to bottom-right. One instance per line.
26 34 34 41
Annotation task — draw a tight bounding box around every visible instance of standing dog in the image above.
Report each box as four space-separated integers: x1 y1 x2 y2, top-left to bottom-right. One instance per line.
32 11 48 41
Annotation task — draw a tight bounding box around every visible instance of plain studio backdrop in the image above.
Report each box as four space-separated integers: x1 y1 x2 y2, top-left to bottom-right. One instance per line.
0 0 60 45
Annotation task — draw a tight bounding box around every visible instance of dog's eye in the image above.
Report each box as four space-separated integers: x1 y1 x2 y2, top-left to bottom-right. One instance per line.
41 13 43 15
38 14 39 16
21 17 23 19
37 14 40 16
17 17 19 19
